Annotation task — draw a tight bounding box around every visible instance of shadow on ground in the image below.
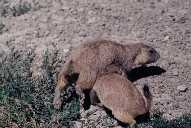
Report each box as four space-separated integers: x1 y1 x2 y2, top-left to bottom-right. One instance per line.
127 66 166 82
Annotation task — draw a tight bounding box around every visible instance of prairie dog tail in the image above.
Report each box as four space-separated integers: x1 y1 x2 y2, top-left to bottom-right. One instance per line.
142 84 152 111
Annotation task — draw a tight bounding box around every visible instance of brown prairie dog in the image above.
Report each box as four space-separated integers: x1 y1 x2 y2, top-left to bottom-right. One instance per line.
90 73 152 128
53 40 159 109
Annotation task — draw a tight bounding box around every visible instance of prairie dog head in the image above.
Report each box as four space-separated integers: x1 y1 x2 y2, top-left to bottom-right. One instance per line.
134 44 160 65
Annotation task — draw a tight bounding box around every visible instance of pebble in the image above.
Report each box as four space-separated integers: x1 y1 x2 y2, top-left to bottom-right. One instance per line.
177 85 188 92
172 69 179 76
73 121 82 128
163 36 170 41
63 49 69 53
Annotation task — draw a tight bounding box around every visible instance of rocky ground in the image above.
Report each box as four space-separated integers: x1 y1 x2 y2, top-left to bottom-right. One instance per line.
0 0 190 128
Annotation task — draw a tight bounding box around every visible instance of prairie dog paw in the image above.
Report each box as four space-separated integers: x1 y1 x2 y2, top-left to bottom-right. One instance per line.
53 97 62 109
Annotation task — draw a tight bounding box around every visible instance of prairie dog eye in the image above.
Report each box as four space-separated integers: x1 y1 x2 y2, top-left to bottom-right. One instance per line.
149 49 154 54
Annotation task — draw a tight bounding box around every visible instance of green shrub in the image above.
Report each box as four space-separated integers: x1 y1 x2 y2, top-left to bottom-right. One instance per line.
0 50 80 127
0 0 32 17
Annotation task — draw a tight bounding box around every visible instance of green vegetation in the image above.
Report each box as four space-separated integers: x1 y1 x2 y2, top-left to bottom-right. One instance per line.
0 50 79 128
138 111 191 128
0 0 32 17
149 112 191 128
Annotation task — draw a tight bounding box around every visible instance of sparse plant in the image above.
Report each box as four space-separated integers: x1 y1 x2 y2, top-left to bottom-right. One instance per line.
11 2 32 17
138 111 191 128
0 0 32 17
0 22 5 34
149 112 191 128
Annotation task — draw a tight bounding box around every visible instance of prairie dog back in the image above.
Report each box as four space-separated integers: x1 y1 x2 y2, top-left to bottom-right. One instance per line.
92 73 152 119
70 40 120 70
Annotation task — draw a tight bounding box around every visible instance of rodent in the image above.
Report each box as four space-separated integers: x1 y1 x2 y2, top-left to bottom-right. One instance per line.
53 40 159 109
90 73 152 128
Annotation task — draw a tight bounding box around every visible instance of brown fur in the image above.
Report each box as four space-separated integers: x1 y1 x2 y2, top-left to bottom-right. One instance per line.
53 40 159 109
91 73 152 127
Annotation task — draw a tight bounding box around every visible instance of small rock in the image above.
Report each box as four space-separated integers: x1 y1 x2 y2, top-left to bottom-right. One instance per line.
163 36 170 41
178 17 187 24
79 105 118 127
0 43 10 62
177 85 188 92
10 122 19 128
87 17 97 24
63 49 69 53
171 69 179 76
73 121 82 128
163 113 174 120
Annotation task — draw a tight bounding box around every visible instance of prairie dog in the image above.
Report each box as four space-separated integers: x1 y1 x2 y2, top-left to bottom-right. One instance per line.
53 40 159 109
90 73 152 128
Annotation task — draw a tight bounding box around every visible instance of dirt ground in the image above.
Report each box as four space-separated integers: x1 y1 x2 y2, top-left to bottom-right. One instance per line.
0 0 191 127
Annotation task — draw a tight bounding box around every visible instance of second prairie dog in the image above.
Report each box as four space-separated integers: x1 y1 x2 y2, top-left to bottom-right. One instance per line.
90 73 152 128
53 40 159 109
